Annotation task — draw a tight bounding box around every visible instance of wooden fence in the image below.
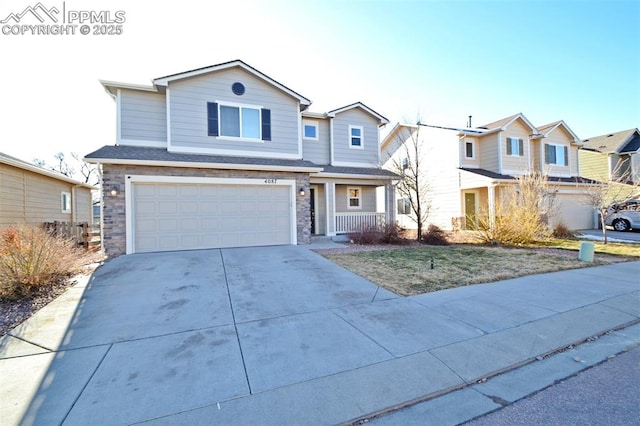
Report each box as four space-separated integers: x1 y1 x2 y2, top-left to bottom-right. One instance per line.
43 221 101 251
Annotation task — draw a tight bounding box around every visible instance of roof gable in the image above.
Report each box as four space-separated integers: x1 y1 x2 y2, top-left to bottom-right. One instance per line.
479 113 536 133
538 120 581 144
101 60 312 108
380 122 418 151
582 128 640 153
327 102 389 126
153 59 311 107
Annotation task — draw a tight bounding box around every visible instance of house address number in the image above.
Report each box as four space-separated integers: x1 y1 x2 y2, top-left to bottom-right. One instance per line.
264 179 277 184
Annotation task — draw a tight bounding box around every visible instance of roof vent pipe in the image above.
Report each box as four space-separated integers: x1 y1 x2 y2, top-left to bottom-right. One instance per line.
467 115 472 128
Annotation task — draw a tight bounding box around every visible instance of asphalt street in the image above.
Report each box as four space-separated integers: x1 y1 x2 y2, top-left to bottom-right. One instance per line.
468 346 640 425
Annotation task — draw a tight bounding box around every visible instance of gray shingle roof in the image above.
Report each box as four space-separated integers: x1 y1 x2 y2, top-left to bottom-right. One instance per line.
84 145 397 178
582 129 640 154
318 165 399 178
84 145 321 169
459 168 600 184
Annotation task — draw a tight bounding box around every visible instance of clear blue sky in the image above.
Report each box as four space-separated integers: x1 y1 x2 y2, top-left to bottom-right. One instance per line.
0 0 638 168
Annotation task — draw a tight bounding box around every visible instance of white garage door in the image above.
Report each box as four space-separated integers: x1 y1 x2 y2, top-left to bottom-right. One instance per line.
133 183 292 253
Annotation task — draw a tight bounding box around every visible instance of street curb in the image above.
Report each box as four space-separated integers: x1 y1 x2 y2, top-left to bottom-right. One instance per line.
345 319 640 425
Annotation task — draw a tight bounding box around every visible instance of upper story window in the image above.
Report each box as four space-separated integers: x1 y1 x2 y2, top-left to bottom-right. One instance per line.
545 143 568 166
349 125 363 149
465 141 475 159
303 120 318 140
61 191 71 213
402 157 409 170
207 102 271 141
507 137 524 157
347 186 361 209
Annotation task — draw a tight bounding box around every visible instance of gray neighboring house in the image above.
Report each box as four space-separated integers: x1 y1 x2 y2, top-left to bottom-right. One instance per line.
85 59 397 256
0 152 94 227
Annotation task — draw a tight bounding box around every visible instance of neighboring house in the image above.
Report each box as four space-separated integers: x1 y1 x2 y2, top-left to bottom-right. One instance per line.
579 128 640 185
382 113 598 232
0 152 94 227
85 59 396 256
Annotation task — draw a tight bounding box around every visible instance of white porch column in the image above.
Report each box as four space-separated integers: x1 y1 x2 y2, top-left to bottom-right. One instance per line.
488 184 496 229
327 182 336 236
385 182 396 225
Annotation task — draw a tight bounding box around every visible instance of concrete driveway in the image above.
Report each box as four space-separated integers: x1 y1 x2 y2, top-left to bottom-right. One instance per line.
1 246 401 425
1 246 638 425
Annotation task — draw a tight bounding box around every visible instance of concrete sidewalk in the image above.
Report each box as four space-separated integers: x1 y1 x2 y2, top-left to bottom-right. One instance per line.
0 247 638 426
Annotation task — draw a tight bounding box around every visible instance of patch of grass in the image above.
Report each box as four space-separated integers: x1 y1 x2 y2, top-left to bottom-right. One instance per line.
323 245 615 296
537 238 640 258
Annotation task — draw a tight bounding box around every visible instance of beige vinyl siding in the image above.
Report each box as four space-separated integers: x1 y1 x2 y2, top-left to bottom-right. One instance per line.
168 67 300 156
531 139 542 171
332 109 379 166
460 137 480 168
120 90 167 144
501 119 532 174
0 163 91 226
303 118 330 164
425 168 465 230
334 185 377 212
477 133 499 173
0 164 26 225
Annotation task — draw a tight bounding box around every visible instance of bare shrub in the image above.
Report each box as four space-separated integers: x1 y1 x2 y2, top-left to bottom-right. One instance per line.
552 223 577 239
0 225 91 300
348 225 382 245
477 171 556 245
421 224 450 245
380 222 408 244
348 222 408 245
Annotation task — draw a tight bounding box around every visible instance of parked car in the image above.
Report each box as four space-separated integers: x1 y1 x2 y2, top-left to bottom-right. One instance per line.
604 199 640 231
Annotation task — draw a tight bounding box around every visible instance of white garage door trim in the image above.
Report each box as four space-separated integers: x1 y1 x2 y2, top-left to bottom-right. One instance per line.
124 175 297 254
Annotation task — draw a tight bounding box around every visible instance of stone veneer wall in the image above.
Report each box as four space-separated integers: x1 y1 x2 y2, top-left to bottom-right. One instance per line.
101 164 311 257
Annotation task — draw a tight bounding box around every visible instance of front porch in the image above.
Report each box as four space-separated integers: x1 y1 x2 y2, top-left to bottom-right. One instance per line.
335 212 386 234
309 179 396 236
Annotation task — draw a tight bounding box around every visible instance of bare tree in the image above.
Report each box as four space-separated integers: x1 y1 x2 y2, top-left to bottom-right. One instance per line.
389 123 432 240
34 152 98 185
580 163 640 244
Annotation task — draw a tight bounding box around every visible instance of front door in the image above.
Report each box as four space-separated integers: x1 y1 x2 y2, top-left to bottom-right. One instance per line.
464 192 477 230
310 188 316 234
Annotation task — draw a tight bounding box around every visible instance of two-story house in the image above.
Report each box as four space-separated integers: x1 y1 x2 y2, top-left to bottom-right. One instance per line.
382 113 598 232
85 60 396 256
579 128 640 185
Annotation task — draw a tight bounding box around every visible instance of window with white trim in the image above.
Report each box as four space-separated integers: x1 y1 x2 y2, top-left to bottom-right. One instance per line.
347 186 361 209
303 121 318 140
220 104 260 139
465 141 474 159
507 137 524 156
206 102 271 141
397 198 411 215
545 143 568 166
61 191 71 213
349 125 363 148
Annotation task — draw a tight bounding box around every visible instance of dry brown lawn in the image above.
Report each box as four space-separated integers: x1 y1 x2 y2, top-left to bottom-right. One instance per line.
321 244 634 296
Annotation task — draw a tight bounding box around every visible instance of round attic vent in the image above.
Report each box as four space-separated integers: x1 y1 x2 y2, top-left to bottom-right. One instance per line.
231 82 245 96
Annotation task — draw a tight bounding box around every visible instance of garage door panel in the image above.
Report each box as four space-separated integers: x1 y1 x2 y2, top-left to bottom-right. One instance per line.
133 182 292 253
157 219 179 232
